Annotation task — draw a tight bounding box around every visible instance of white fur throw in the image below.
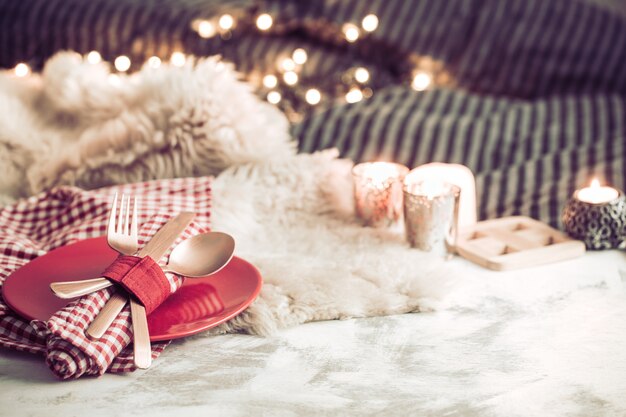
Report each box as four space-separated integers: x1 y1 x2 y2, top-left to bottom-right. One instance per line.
0 52 295 205
209 150 452 335
0 53 451 334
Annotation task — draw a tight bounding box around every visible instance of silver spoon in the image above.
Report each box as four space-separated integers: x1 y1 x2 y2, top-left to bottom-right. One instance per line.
50 232 236 299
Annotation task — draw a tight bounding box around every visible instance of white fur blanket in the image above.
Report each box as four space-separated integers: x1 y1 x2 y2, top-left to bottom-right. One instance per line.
0 53 451 333
0 52 294 205
210 150 451 335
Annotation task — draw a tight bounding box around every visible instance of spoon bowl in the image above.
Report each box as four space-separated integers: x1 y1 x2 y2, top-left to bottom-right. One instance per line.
163 232 236 277
50 231 236 299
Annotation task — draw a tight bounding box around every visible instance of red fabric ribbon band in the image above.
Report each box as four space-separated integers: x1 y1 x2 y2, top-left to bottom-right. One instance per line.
101 256 170 315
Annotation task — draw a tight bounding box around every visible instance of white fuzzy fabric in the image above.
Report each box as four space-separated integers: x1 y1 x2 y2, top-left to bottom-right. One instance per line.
208 150 453 335
0 52 295 204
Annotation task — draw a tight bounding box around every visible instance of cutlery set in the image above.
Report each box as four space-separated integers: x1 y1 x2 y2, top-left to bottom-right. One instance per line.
49 193 235 369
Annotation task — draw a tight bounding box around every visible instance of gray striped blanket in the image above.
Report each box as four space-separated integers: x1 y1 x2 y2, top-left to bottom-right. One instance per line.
1 0 625 227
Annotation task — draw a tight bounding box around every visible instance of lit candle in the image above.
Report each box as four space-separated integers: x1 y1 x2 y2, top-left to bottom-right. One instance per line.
352 162 409 228
403 163 477 229
562 178 626 249
576 179 619 204
403 177 460 256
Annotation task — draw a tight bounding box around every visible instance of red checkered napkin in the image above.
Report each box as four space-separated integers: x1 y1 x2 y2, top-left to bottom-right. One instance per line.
0 177 212 379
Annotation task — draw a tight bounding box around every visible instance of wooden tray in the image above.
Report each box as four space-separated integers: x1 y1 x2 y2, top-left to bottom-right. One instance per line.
455 216 586 271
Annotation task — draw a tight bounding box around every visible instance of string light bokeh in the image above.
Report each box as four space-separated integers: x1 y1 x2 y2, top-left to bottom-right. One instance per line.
8 8 454 121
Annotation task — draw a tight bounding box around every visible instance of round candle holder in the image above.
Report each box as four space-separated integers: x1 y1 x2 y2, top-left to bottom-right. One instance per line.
562 190 626 249
352 162 409 228
403 181 460 257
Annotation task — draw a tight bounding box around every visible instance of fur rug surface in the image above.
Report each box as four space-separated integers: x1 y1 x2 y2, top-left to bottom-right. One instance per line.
0 53 453 332
0 52 295 205
209 150 452 335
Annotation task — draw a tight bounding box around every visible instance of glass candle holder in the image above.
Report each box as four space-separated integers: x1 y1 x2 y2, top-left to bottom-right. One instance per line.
352 162 409 228
403 179 461 257
562 179 626 249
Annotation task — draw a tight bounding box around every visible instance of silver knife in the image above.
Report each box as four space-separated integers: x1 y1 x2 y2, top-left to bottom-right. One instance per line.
84 212 195 343
130 212 195 369
137 212 196 260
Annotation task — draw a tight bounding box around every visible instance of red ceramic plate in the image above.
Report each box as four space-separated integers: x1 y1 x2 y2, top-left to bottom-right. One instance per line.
2 237 262 341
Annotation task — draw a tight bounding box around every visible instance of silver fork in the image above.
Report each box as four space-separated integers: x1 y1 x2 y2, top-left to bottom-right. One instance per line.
84 193 139 339
49 193 138 299
89 193 151 369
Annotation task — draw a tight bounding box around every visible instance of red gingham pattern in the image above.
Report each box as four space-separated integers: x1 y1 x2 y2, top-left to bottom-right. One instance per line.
0 177 211 379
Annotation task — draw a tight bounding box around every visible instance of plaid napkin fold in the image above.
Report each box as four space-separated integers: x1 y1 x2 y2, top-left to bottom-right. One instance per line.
0 177 212 379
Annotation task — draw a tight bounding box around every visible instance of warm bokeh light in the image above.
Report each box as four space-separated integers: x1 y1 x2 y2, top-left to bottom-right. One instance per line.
361 14 379 32
14 63 30 77
114 55 131 72
292 48 308 65
263 74 278 88
343 23 360 43
411 71 432 91
281 58 296 72
218 14 234 30
170 52 186 67
256 13 273 31
147 56 161 69
198 20 216 38
108 73 121 85
267 91 282 104
355 67 370 83
305 88 321 105
86 51 102 64
283 71 298 85
345 87 363 103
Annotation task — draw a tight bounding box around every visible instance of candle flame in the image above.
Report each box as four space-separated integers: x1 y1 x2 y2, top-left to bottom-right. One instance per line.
577 177 618 204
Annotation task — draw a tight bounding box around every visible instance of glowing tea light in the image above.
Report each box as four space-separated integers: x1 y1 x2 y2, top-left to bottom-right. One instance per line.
218 14 234 31
114 56 131 72
576 179 619 204
292 48 308 65
563 178 626 249
305 88 321 105
403 163 477 229
263 74 278 88
403 177 461 255
14 63 30 77
361 14 379 32
343 23 360 42
352 162 409 228
256 13 273 31
86 51 102 64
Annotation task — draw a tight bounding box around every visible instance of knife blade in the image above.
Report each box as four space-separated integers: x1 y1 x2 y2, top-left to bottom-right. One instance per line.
84 212 195 343
131 211 195 369
137 212 195 260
